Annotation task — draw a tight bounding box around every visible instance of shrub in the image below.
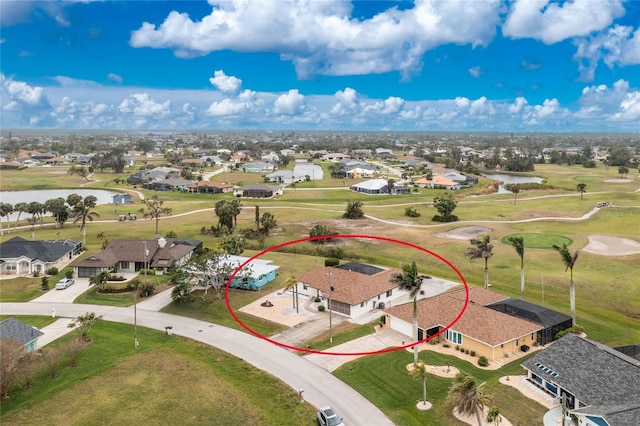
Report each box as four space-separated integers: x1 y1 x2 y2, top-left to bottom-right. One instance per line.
46 267 59 276
465 349 470 355
138 282 155 298
478 356 489 367
65 270 74 279
455 345 460 351
443 343 450 348
40 276 49 290
555 325 586 340
404 207 421 217
32 270 40 277
380 315 386 325
470 351 476 357
325 258 340 267
317 305 326 312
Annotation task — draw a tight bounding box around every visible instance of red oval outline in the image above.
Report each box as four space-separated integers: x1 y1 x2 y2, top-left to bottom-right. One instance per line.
225 234 469 356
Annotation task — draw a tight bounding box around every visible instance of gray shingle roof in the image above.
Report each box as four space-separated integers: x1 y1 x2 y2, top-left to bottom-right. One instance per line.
0 236 80 262
522 334 640 413
0 317 44 346
571 404 640 426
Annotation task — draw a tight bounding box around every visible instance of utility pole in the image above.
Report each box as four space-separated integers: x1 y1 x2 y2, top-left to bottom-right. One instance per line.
327 272 334 345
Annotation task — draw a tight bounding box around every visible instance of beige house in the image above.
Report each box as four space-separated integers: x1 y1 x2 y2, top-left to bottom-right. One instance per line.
385 287 542 361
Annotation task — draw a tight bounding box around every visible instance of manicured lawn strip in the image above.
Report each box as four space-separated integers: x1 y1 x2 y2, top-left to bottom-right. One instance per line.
0 322 316 425
0 277 47 302
0 315 57 329
501 233 573 249
334 349 546 426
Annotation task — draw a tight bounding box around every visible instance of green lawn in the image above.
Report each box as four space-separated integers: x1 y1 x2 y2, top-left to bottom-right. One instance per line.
0 321 316 425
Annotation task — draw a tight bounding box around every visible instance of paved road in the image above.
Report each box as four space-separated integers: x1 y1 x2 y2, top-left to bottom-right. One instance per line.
1 302 393 426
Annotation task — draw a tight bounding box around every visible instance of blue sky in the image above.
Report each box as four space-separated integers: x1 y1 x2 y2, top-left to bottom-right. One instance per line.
1 0 639 131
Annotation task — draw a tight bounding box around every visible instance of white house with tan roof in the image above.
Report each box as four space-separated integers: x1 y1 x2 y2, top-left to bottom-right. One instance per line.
295 262 408 318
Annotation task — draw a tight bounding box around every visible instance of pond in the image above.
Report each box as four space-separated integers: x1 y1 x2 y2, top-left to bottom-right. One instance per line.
483 173 544 194
0 189 124 221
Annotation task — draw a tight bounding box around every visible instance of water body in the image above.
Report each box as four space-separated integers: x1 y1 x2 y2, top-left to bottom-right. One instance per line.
0 189 122 220
483 173 543 194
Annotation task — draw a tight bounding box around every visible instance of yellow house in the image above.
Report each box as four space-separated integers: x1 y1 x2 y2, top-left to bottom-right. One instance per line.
385 287 542 361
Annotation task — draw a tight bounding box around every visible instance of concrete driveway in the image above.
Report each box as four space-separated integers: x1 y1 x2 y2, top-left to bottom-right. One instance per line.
30 277 92 303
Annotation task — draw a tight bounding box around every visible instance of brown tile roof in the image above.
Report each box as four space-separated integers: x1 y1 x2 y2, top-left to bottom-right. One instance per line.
188 181 233 189
297 266 400 305
386 291 541 346
447 286 510 306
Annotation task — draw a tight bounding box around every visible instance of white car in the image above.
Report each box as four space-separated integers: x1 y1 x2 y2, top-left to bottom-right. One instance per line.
55 278 75 290
317 406 344 426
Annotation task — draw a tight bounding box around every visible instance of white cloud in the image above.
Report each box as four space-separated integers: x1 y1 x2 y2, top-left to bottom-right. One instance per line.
503 0 625 44
468 66 481 78
53 75 100 87
273 89 306 115
576 79 640 122
509 97 528 114
209 70 242 96
1 73 53 126
130 0 502 79
574 25 640 81
118 93 171 117
330 87 360 116
107 73 123 84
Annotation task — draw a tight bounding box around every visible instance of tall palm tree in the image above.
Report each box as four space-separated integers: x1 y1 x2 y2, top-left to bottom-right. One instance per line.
512 184 520 205
71 196 100 246
576 183 587 200
553 243 579 326
507 236 525 299
390 260 423 365
447 372 492 426
230 199 242 227
13 202 28 233
0 202 13 236
89 270 110 291
282 275 299 314
465 235 494 290
410 360 429 407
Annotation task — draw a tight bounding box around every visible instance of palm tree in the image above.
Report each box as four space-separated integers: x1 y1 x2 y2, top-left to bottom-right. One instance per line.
282 275 299 314
13 202 28 233
390 260 423 365
410 360 429 407
0 202 13 236
553 243 579 326
507 236 525 299
448 373 492 426
487 406 502 425
512 184 520 205
465 235 494 290
576 183 587 200
230 199 242 227
89 270 110 291
71 196 100 246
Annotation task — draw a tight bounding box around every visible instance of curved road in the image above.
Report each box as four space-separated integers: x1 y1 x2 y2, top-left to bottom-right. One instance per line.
0 302 393 426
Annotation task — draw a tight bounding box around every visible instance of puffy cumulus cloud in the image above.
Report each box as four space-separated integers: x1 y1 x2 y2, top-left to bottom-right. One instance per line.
205 89 260 117
576 79 640 122
1 73 53 126
503 0 625 44
574 25 640 81
364 96 405 115
55 97 112 128
509 97 528 114
209 70 242 96
130 0 502 79
118 93 171 117
273 89 306 115
330 87 360 116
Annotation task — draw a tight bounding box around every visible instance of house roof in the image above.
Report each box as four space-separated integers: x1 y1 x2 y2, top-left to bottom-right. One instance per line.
486 298 571 328
352 179 388 191
236 184 281 192
0 317 44 346
522 334 640 410
220 255 279 279
570 403 640 426
188 180 233 189
0 236 80 262
386 290 541 346
297 265 400 305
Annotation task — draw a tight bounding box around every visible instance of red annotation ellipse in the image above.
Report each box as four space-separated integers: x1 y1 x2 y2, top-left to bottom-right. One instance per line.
225 234 469 356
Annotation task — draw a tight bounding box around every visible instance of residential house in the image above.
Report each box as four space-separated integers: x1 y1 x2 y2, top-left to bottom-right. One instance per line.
181 158 205 168
16 158 38 167
0 236 82 276
43 156 68 166
215 254 279 290
375 148 394 156
233 184 283 198
145 178 194 191
261 153 280 164
112 193 133 205
293 164 323 180
522 334 640 426
385 287 542 361
350 179 389 195
414 176 460 190
71 238 202 277
264 170 307 184
187 180 233 194
295 262 405 318
201 155 223 165
0 161 21 170
0 317 44 352
242 161 275 173
321 152 350 161
126 166 180 185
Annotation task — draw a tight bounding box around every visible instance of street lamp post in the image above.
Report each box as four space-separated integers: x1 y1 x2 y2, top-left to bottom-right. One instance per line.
327 272 334 345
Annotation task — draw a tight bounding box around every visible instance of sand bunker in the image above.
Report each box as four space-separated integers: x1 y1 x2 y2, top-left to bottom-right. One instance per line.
603 178 633 183
434 226 491 240
583 235 640 256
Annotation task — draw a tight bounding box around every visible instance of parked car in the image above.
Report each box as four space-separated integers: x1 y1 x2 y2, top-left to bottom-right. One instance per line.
55 278 75 290
317 406 344 426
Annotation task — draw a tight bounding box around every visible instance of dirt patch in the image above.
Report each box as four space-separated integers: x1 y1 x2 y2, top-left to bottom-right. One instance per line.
603 179 633 183
433 226 492 240
583 235 640 256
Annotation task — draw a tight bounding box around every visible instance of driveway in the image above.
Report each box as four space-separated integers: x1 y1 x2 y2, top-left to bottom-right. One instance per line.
30 277 92 303
1 302 393 426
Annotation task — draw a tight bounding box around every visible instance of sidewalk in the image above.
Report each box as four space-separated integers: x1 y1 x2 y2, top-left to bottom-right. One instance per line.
134 287 174 311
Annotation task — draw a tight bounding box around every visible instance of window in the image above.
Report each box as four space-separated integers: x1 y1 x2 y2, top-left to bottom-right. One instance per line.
302 283 308 290
6 263 16 271
386 289 393 297
445 329 462 345
516 339 519 347
360 302 364 308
